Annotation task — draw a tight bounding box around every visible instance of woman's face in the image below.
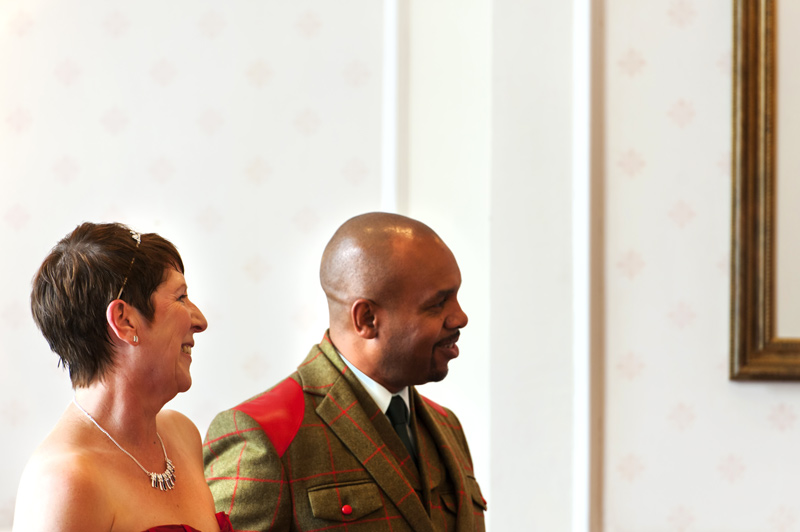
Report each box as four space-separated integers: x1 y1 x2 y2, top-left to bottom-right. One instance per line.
138 268 208 394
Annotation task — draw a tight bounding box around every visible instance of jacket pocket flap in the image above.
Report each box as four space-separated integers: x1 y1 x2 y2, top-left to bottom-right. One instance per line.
308 480 383 521
440 492 457 513
467 475 487 510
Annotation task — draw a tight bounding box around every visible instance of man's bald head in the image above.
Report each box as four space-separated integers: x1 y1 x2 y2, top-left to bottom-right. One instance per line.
320 212 467 391
320 212 443 324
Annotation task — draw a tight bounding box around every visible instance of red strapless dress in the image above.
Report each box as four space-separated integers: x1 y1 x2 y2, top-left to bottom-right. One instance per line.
143 512 232 532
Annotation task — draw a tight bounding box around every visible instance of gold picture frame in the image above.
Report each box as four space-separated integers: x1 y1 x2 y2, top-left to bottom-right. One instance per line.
731 0 800 379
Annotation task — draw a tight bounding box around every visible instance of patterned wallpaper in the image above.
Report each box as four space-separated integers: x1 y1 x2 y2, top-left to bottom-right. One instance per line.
605 1 800 530
5 0 800 530
0 1 382 527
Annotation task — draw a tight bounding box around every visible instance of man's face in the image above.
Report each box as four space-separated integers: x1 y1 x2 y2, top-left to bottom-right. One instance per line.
374 238 468 392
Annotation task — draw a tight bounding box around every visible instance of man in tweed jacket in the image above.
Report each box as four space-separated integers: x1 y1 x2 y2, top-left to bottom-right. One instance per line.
204 213 486 531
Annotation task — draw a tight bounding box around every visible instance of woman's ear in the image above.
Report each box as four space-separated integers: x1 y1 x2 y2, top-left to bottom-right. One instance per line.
106 300 139 346
351 298 378 339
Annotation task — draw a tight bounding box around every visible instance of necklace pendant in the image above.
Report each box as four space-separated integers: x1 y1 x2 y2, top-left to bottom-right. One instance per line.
150 461 176 491
72 397 177 492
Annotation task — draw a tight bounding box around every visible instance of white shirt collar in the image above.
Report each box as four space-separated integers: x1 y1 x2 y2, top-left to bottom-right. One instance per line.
338 350 410 415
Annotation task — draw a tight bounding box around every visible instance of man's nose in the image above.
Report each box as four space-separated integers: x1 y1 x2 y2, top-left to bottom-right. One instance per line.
446 300 468 329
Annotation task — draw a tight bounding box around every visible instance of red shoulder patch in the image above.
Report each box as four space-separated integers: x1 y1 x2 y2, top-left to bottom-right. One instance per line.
234 378 304 457
421 395 448 417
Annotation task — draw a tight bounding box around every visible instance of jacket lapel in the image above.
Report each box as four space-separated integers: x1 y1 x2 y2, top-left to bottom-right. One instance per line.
413 390 478 531
411 401 441 508
300 338 434 532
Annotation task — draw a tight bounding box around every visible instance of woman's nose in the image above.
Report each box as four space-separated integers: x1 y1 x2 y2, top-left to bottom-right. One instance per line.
190 300 208 332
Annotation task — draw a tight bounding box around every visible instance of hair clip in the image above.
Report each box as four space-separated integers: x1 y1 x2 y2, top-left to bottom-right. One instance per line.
117 230 142 300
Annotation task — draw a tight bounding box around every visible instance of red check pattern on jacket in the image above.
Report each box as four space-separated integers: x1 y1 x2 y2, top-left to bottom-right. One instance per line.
203 332 486 532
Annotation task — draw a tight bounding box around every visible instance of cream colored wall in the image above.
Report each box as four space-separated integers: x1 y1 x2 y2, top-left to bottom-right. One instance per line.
0 3 498 531
4 1 799 531
604 1 800 530
409 0 800 530
405 0 492 505
0 1 387 527
489 1 580 530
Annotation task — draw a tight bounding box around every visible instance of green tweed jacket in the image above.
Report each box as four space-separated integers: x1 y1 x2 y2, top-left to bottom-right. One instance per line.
203 332 487 532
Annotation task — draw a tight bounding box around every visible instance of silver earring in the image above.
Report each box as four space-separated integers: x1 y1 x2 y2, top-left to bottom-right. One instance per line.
133 335 138 344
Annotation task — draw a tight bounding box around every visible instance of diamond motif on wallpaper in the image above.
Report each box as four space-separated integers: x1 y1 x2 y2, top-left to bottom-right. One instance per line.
1 301 26 330
246 157 272 184
103 11 130 37
6 107 32 134
617 149 645 178
609 526 633 532
342 158 368 185
668 99 695 128
768 403 797 431
668 200 695 228
292 208 319 233
198 109 224 136
199 11 226 39
717 454 745 483
294 109 320 136
101 107 129 135
151 60 177 87
242 351 270 377
54 59 82 86
149 157 175 183
0 400 27 427
616 453 645 482
716 254 729 275
667 402 695 431
618 49 645 77
667 505 695 532
616 250 645 280
343 61 371 87
667 0 697 28
52 156 80 184
616 351 645 381
243 256 271 283
717 50 732 75
0 497 13 529
195 206 222 232
292 303 319 330
713 353 726 374
100 205 124 223
770 506 797 532
8 10 33 37
717 151 731 178
246 60 273 88
296 11 322 38
4 204 30 231
668 301 696 329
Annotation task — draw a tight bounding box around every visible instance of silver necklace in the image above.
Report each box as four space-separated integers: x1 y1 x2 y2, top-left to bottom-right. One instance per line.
72 397 176 491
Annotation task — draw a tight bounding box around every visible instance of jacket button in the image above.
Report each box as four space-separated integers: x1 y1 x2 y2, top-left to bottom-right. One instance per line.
342 504 353 515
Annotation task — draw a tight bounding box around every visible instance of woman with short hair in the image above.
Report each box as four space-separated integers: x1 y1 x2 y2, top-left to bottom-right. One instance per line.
13 222 230 532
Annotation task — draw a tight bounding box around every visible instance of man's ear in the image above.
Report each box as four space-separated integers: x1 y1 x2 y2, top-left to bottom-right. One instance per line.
351 298 378 339
106 300 139 346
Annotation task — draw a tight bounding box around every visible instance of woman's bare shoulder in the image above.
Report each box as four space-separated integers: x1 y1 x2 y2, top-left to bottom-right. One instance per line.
157 409 203 459
157 409 201 439
13 440 113 531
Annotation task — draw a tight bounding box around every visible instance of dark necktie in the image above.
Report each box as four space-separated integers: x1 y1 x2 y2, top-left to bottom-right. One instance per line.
386 395 416 463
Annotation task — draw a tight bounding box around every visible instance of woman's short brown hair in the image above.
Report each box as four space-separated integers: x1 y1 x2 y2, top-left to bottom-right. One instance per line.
30 222 184 388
